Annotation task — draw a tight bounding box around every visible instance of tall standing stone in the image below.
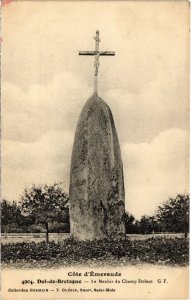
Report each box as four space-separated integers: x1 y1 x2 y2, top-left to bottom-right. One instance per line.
69 31 126 240
69 92 126 240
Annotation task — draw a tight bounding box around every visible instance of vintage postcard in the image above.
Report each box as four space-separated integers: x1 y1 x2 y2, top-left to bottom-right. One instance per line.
1 1 189 299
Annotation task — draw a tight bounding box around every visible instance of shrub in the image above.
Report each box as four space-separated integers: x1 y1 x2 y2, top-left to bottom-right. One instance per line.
1 237 189 268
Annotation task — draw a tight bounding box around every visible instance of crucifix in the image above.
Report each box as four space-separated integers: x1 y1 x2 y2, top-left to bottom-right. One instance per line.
79 30 115 94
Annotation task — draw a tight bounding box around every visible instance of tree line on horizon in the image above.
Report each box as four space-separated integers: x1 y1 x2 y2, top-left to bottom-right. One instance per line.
1 183 189 242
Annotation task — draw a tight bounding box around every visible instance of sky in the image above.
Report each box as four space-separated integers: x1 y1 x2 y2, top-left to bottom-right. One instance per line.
2 1 189 219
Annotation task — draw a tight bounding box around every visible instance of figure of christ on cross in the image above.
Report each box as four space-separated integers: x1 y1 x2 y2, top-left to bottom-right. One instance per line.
79 30 115 94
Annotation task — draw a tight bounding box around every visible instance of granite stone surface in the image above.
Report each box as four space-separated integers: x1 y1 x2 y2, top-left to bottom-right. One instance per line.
69 93 126 240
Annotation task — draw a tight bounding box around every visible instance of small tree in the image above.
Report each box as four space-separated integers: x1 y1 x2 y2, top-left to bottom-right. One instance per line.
156 194 189 238
139 215 153 234
1 199 23 233
20 183 69 243
124 212 139 234
19 213 36 233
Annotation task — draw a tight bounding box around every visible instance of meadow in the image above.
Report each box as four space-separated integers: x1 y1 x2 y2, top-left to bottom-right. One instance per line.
1 235 188 269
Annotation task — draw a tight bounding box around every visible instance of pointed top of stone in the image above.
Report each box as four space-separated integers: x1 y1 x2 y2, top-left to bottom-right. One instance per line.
79 93 115 129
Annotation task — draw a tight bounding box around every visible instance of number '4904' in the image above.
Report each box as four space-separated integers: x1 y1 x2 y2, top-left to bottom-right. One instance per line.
21 280 34 285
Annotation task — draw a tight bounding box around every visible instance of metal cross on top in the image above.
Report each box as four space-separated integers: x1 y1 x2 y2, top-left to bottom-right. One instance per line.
79 30 115 94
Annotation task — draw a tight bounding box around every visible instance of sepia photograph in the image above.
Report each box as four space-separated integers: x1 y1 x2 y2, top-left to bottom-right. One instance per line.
1 0 189 299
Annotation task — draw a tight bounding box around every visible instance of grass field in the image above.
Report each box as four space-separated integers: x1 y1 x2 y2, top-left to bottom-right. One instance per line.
1 235 188 269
